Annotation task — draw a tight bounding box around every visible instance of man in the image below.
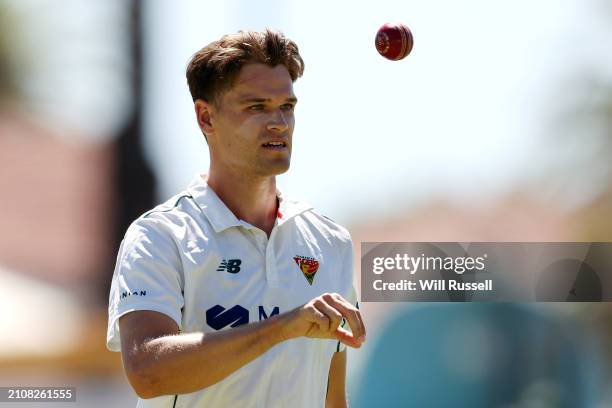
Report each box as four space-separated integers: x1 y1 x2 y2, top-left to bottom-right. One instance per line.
107 29 365 408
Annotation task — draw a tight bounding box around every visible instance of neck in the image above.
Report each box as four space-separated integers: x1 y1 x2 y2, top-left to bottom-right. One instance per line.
205 168 278 236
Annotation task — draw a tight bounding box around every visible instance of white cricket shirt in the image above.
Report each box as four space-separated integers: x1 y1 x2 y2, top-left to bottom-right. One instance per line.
107 175 356 408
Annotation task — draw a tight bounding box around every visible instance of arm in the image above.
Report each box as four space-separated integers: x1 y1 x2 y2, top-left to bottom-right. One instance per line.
120 293 365 399
326 350 348 408
120 310 287 398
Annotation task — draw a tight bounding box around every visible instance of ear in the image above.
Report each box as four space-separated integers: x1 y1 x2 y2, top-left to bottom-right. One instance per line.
194 99 214 136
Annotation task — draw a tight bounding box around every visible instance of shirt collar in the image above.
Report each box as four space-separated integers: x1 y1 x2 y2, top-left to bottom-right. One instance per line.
187 174 312 232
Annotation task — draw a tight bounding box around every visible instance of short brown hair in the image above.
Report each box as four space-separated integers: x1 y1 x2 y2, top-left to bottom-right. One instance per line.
186 29 305 105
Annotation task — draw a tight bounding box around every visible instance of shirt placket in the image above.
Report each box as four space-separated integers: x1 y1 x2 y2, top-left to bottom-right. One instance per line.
265 225 280 285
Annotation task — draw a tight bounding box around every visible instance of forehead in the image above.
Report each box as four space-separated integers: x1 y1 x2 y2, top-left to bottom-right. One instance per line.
229 63 295 99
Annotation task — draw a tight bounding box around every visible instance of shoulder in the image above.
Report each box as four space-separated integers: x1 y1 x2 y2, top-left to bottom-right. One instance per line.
124 191 200 243
141 191 199 222
299 207 352 246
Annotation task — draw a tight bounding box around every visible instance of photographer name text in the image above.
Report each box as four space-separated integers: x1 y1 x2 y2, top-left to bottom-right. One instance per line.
371 254 493 292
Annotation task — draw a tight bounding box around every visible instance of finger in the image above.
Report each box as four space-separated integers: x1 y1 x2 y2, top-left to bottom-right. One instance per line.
335 326 362 349
356 307 366 341
324 295 365 342
322 294 365 345
351 303 366 341
313 299 343 334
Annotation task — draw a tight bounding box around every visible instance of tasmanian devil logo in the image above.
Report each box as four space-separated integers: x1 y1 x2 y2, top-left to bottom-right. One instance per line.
294 256 320 285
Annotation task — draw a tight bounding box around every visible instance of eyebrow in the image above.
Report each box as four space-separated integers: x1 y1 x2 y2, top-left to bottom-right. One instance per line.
239 97 298 104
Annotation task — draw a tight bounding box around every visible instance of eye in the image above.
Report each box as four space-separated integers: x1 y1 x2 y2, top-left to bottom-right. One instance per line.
280 103 295 111
248 104 265 111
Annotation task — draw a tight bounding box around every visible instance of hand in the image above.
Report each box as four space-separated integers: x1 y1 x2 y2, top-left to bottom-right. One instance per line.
282 293 366 348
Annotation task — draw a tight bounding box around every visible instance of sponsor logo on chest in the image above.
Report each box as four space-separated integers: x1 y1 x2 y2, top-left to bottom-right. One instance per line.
205 305 280 330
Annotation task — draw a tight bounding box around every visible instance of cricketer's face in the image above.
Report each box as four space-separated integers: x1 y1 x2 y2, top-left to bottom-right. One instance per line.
207 63 297 178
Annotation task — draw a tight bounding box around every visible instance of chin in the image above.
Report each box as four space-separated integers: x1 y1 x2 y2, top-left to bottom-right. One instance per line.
261 160 290 176
271 163 291 176
274 165 290 175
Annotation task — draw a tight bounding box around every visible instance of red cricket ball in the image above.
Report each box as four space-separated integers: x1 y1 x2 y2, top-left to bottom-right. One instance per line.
375 22 413 61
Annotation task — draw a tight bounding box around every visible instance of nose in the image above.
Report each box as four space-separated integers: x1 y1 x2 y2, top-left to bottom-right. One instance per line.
266 108 289 133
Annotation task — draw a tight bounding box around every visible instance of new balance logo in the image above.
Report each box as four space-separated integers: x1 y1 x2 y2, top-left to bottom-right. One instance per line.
216 259 242 273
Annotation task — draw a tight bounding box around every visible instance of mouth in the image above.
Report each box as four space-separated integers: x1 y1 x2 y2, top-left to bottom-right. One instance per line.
261 141 288 150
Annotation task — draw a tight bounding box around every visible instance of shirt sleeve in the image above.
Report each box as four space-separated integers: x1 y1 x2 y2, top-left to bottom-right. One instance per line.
106 217 185 352
337 235 358 353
